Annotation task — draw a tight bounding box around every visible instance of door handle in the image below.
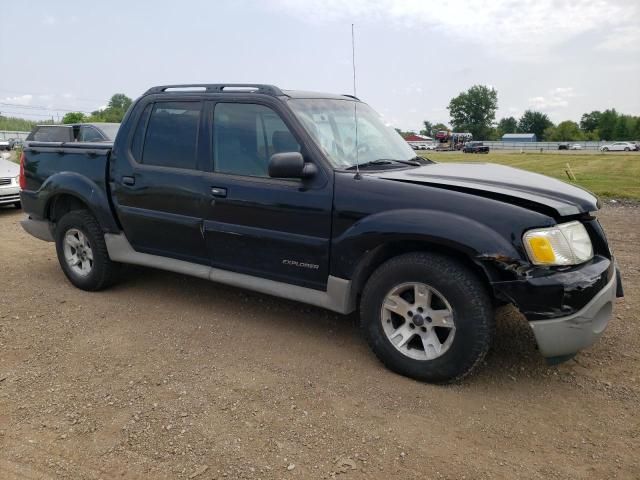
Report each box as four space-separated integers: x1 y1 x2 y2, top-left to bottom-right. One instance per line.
211 187 227 198
122 176 136 186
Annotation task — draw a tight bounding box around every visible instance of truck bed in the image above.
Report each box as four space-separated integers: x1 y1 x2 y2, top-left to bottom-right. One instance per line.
21 141 115 229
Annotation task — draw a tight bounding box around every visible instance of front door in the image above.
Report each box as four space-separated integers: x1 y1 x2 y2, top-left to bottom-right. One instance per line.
202 101 333 290
111 99 210 265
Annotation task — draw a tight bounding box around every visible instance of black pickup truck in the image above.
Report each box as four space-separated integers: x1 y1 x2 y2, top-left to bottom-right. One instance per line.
19 84 622 383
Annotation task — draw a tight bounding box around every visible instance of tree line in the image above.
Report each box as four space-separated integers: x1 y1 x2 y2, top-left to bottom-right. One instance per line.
401 85 640 142
0 94 134 132
61 94 133 124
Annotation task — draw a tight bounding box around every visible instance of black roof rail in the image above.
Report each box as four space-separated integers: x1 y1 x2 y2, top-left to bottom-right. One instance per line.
342 94 360 101
144 84 285 96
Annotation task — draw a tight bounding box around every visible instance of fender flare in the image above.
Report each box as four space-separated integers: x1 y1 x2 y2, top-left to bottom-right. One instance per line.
332 209 524 297
39 172 119 232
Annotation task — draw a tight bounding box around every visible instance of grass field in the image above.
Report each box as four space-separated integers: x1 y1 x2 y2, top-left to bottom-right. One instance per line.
419 151 640 200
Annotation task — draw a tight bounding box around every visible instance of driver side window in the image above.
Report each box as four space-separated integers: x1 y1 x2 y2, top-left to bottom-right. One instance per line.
213 103 300 177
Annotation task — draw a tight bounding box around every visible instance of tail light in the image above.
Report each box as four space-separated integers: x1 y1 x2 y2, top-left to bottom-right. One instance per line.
19 151 26 189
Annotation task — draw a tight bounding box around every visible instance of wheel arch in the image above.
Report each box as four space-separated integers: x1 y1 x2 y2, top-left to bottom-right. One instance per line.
332 209 522 310
40 172 119 233
347 239 498 310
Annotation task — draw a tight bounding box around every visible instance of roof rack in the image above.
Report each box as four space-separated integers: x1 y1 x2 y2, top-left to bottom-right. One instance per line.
144 84 285 96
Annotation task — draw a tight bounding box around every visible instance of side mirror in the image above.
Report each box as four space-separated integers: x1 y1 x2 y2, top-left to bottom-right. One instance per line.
268 152 317 179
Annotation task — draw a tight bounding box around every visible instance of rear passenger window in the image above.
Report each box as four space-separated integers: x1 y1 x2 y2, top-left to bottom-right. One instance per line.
32 126 73 142
214 103 300 177
142 102 201 169
130 104 152 162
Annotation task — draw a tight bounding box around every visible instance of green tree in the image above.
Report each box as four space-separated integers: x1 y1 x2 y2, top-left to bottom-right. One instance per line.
107 93 132 111
545 120 584 141
613 115 635 140
420 120 433 137
597 109 618 141
580 111 601 133
497 117 518 134
447 85 498 139
517 110 554 140
633 117 640 140
89 93 133 123
62 112 86 124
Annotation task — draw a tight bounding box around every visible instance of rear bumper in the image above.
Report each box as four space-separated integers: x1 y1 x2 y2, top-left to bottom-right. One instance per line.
20 215 54 242
529 273 617 358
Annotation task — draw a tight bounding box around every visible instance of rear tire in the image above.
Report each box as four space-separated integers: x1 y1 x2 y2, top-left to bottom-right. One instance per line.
55 210 121 291
360 252 494 383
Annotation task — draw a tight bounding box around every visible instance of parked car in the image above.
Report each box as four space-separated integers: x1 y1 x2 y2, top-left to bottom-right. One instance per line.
25 123 120 144
424 144 437 150
462 141 490 154
19 83 623 383
558 143 569 150
0 157 21 208
569 144 583 150
600 142 636 152
0 138 14 151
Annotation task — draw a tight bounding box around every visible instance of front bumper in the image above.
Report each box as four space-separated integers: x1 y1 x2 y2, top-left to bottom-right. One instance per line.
0 185 20 205
529 272 618 359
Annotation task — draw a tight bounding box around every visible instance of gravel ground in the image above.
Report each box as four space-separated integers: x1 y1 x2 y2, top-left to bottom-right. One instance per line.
0 203 638 479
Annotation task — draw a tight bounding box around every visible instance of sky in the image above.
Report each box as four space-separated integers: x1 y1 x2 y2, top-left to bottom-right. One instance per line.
1 0 639 131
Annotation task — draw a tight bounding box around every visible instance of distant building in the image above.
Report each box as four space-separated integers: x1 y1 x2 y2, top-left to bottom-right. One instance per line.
404 134 433 147
502 133 537 142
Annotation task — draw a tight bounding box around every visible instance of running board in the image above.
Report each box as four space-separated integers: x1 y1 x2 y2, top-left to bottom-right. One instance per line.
104 233 355 314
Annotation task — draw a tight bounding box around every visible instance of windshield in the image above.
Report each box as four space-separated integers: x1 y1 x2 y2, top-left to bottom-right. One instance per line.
288 99 417 168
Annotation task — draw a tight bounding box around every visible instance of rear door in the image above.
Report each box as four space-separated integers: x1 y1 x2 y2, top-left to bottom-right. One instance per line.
110 99 210 265
201 99 333 289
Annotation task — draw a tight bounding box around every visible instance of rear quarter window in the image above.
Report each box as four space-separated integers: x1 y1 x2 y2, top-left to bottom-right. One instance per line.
30 126 73 142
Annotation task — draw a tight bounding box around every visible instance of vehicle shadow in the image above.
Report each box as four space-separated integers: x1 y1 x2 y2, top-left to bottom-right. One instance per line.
104 265 553 384
0 205 22 216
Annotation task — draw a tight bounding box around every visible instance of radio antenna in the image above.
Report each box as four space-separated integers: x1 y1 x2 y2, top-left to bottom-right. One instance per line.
352 23 361 179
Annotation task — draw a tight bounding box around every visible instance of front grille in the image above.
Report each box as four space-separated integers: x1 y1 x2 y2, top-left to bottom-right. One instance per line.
0 178 11 186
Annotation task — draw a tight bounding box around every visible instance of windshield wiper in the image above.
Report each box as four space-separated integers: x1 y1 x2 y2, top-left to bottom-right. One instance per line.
345 159 421 170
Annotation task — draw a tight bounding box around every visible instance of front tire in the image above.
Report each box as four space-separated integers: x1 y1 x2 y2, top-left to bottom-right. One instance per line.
55 210 121 291
603 147 609 152
360 252 494 383
14 201 21 209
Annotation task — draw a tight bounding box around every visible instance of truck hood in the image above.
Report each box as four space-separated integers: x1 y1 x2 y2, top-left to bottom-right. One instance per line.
0 157 19 178
373 162 599 216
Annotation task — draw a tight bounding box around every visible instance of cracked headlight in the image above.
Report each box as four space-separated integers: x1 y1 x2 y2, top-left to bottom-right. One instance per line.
523 221 593 266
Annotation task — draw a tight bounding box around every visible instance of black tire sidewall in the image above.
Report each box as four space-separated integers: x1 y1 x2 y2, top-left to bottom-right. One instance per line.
361 253 493 383
55 211 109 291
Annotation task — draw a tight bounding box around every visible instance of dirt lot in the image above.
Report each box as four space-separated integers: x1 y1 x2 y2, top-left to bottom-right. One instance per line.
1 204 638 480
